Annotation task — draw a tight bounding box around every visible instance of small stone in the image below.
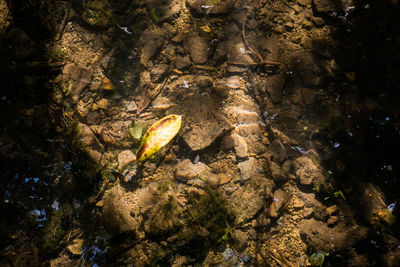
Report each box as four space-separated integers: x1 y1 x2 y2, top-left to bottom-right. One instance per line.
102 76 115 91
204 173 221 189
118 150 136 171
175 159 210 183
126 101 137 112
312 16 325 27
97 98 109 110
292 197 305 209
293 156 325 186
184 32 210 64
291 34 302 44
270 161 286 183
269 140 287 164
284 22 294 30
67 239 84 255
326 205 339 216
297 0 312 7
238 157 259 182
264 74 286 103
268 189 287 217
302 19 313 29
233 133 248 160
327 216 339 226
175 55 191 69
196 76 214 88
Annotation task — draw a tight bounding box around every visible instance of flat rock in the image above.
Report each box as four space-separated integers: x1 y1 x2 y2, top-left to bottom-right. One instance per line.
140 28 165 66
179 94 232 151
227 37 255 65
175 55 191 69
118 150 136 171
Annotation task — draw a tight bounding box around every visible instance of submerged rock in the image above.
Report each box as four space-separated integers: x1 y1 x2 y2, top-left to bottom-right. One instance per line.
229 176 274 224
118 150 136 171
264 74 286 103
293 156 325 186
62 64 92 102
179 94 233 151
175 159 210 183
184 32 210 64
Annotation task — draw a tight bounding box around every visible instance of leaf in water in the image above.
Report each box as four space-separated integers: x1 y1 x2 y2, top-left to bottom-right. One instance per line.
129 121 143 141
136 114 182 161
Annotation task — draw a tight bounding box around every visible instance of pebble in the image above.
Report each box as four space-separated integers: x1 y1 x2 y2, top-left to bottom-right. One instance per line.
97 98 109 110
292 197 305 209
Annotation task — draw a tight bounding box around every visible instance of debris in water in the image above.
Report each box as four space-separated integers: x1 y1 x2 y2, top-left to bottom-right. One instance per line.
116 24 132 35
222 247 235 261
309 251 326 266
388 203 395 212
136 115 182 161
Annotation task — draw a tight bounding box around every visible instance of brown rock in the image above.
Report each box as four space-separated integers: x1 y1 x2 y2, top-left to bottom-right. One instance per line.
237 157 260 182
264 74 286 103
232 133 248 160
293 156 325 186
269 140 287 164
118 150 136 171
180 94 233 151
175 159 210 183
268 189 288 217
297 0 312 6
299 218 368 251
175 55 191 69
62 64 92 102
184 32 209 64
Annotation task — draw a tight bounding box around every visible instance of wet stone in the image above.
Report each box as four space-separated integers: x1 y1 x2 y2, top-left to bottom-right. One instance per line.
229 176 273 224
232 133 249 160
180 95 232 151
269 140 287 164
237 157 260 183
297 0 312 7
268 189 288 217
264 74 286 103
293 156 325 186
270 161 286 183
184 32 210 64
151 64 168 81
96 98 109 110
118 150 136 171
175 159 210 183
62 63 92 102
196 76 213 88
175 55 191 69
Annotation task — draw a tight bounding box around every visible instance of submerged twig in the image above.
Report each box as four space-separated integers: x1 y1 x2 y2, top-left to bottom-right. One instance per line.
242 8 281 67
136 75 169 117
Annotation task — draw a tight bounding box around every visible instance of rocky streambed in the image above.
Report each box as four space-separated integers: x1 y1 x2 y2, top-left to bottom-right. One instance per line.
1 0 400 266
